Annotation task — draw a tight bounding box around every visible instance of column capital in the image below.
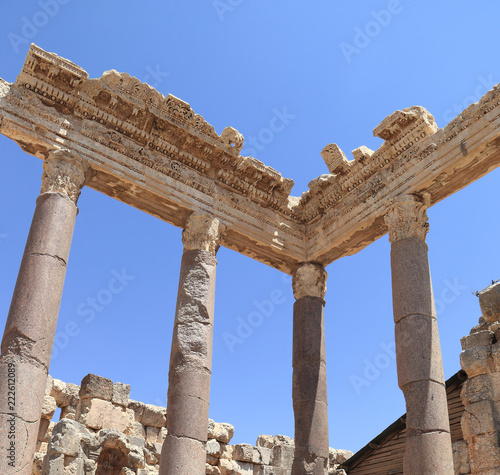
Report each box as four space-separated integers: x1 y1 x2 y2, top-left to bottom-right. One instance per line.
41 149 90 204
292 262 327 301
182 212 225 256
384 194 429 244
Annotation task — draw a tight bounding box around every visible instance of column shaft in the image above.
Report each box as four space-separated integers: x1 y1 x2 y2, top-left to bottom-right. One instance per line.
292 263 329 475
160 213 222 475
0 193 78 474
386 196 454 474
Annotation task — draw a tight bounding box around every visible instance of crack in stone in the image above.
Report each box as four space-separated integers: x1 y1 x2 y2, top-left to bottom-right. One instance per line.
30 252 67 267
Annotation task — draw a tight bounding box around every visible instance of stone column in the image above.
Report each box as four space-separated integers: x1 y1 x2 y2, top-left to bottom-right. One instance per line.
0 150 88 475
291 262 329 475
385 195 454 474
160 212 224 475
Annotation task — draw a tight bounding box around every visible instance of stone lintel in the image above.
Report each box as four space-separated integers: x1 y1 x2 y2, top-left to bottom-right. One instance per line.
2 45 500 274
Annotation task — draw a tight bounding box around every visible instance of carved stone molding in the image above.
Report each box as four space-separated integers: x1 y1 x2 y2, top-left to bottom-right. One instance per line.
182 212 225 256
384 195 429 244
41 149 90 204
2 45 500 273
292 262 327 300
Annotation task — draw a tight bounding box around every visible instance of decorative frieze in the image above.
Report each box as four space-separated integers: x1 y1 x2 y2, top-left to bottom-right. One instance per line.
1 45 500 273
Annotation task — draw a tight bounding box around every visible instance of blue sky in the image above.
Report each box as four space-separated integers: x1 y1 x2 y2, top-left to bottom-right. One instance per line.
1 0 500 453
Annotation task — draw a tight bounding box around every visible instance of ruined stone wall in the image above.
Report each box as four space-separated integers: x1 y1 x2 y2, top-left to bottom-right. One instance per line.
458 281 500 475
32 373 352 475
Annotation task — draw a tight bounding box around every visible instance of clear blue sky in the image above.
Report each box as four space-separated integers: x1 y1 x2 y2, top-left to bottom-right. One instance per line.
1 0 499 453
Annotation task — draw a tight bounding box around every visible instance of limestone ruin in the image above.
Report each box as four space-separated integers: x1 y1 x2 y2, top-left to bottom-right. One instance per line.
1 44 500 474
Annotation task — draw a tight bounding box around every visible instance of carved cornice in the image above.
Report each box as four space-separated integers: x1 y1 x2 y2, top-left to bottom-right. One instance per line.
1 45 500 272
182 212 225 256
384 195 429 244
292 262 327 300
17 45 294 214
296 107 439 223
41 150 90 203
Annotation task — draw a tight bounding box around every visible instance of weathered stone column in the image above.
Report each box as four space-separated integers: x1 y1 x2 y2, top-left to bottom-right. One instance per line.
292 262 329 475
385 195 454 474
160 212 224 475
0 150 88 475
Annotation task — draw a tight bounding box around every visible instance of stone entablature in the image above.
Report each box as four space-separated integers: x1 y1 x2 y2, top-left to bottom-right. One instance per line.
2 45 500 273
33 373 352 475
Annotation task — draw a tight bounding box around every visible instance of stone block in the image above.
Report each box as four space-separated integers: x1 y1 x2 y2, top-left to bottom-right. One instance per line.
233 443 254 462
129 399 145 421
273 434 294 447
256 434 274 448
36 418 51 446
76 398 133 432
452 440 470 475
461 399 500 438
255 446 273 465
460 345 494 377
219 459 254 474
220 443 234 460
128 436 146 449
79 373 113 401
60 405 77 420
468 432 500 472
48 418 95 458
461 330 495 350
41 395 57 420
45 374 54 396
479 281 500 323
52 379 80 407
273 445 294 469
254 466 289 475
491 341 500 372
141 403 166 428
329 448 354 465
208 419 235 443
207 438 222 460
127 420 146 439
146 425 161 443
460 374 500 405
206 464 222 475
112 382 131 406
